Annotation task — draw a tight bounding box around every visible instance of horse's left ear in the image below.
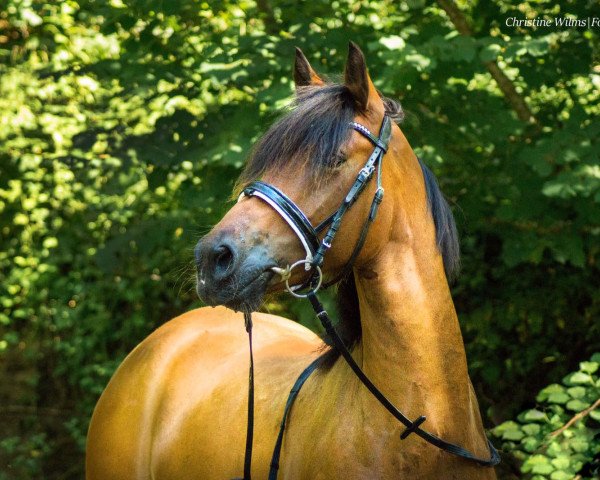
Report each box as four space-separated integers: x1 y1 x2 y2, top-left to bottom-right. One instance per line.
294 47 324 88
344 42 382 114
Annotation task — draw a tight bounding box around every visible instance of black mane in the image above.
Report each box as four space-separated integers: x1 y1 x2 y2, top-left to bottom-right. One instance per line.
238 84 458 357
419 160 461 281
238 85 356 186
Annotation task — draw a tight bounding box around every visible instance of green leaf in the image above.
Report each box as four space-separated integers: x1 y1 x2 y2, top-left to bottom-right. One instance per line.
566 386 586 399
524 454 554 475
566 372 593 385
380 35 405 50
548 392 570 404
550 471 573 480
549 234 586 267
523 409 547 422
523 424 541 436
538 384 566 402
547 443 563 457
579 361 599 374
504 42 527 59
550 456 570 470
503 428 525 441
479 43 501 62
570 438 589 453
526 38 551 57
526 153 554 177
451 36 477 62
543 182 576 198
522 436 541 452
566 399 589 412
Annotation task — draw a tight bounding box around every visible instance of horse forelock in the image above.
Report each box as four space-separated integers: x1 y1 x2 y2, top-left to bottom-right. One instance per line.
236 85 354 190
236 83 404 191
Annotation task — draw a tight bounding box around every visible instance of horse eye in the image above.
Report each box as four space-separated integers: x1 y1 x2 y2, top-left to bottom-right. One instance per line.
332 152 347 167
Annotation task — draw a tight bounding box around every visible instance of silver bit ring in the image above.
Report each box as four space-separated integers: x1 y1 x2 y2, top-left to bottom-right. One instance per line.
284 260 323 298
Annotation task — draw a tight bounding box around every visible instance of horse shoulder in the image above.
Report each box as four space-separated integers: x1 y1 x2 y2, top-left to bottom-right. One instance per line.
86 306 321 480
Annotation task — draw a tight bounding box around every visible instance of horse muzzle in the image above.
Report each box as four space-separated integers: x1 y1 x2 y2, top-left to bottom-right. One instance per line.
194 236 277 312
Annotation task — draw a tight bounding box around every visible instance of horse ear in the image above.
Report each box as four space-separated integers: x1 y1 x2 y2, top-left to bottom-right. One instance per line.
344 42 380 113
294 47 324 88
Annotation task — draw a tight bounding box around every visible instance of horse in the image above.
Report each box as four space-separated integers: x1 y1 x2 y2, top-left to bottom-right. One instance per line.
86 43 498 479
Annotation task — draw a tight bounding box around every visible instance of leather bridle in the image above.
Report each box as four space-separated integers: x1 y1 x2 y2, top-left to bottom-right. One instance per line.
234 114 500 479
240 115 391 292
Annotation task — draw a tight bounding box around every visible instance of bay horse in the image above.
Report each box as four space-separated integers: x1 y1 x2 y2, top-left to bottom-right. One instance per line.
87 44 498 479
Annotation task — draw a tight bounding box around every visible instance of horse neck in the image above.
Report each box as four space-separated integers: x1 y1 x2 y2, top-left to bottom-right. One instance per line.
354 241 471 411
351 149 479 438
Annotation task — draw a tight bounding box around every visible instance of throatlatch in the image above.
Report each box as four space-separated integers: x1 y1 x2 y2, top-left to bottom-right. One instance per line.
237 115 500 479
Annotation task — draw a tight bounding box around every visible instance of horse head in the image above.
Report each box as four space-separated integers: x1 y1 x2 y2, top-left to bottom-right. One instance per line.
194 43 408 312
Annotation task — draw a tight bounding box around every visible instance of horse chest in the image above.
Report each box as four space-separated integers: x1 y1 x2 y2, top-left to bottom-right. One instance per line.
273 382 495 480
276 390 438 479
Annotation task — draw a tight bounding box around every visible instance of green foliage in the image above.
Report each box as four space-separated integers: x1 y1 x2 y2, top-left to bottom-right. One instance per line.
0 0 598 478
493 354 600 479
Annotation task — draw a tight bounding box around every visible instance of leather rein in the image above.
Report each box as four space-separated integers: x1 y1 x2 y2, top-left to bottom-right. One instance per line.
234 115 500 479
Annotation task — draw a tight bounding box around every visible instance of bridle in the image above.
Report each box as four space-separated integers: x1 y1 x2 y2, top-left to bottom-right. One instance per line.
233 114 500 479
240 115 391 292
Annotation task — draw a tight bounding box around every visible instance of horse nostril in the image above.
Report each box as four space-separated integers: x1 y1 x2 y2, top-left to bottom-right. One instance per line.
213 244 235 274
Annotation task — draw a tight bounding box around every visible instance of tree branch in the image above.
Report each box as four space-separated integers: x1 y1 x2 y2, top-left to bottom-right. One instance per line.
436 0 537 125
256 0 278 35
550 398 600 438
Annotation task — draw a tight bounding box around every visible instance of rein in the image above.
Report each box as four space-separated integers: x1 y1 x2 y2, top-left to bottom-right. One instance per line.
242 312 254 480
235 115 500 478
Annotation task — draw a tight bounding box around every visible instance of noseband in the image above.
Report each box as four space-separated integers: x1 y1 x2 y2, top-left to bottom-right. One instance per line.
234 114 500 479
